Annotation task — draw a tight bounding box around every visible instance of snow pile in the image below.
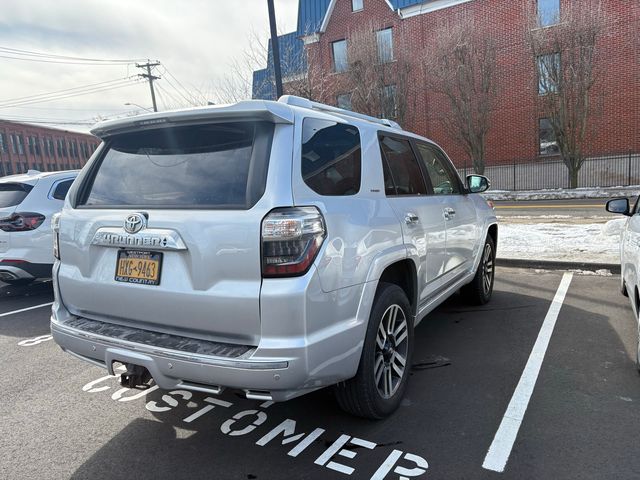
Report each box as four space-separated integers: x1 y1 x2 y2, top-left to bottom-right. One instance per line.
485 185 640 201
497 218 625 264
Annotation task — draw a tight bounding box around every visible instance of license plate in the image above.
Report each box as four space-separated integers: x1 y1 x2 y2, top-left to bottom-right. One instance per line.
115 250 163 286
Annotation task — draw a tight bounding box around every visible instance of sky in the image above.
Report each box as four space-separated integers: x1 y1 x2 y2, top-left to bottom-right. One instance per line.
0 0 299 132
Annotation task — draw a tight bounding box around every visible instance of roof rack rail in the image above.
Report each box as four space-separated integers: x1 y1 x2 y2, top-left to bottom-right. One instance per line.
278 95 402 130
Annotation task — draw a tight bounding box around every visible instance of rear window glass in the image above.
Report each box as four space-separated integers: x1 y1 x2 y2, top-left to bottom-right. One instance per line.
0 183 33 208
301 118 361 196
79 122 273 209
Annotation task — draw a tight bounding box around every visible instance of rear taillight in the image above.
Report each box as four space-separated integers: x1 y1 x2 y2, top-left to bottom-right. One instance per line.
52 213 61 260
0 212 45 232
261 207 326 277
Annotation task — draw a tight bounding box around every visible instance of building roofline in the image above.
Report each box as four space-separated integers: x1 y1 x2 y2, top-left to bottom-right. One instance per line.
0 118 97 138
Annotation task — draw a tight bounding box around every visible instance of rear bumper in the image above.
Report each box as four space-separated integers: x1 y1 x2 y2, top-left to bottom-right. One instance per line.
51 265 376 402
0 261 52 281
51 316 301 401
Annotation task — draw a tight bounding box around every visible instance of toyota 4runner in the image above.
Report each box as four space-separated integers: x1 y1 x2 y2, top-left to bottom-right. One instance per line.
51 96 498 419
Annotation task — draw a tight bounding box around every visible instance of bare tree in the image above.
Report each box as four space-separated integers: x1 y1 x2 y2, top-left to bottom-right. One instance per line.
423 18 498 175
210 27 329 104
526 0 604 188
343 22 415 127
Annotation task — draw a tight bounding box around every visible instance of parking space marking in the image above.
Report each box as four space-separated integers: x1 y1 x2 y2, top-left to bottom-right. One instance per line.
482 272 573 473
0 302 53 318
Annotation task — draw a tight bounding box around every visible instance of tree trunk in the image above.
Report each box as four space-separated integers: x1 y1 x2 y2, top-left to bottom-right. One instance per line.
569 166 579 189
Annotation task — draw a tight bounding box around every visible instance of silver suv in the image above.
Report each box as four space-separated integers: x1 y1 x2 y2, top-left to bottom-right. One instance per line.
51 96 497 419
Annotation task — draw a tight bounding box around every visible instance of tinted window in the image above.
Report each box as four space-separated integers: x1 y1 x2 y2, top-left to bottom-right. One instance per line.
81 122 273 208
415 143 461 195
52 179 74 200
0 183 32 208
301 119 361 196
379 136 427 196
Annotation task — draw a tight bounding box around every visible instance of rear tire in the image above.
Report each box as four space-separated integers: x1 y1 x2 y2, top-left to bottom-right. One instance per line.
461 235 495 305
334 283 414 419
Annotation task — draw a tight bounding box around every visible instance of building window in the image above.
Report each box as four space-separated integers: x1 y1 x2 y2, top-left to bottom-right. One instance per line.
28 136 36 155
537 53 560 95
337 93 352 110
381 84 397 119
539 118 559 155
16 135 24 155
0 133 6 154
332 40 348 73
352 0 363 11
538 0 560 27
376 28 394 64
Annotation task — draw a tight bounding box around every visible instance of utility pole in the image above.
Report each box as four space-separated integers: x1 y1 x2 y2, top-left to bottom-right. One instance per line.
136 60 161 112
267 0 283 99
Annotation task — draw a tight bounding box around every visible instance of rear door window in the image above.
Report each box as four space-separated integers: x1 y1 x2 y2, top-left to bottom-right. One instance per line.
79 122 273 209
301 118 361 196
379 135 427 196
0 183 33 208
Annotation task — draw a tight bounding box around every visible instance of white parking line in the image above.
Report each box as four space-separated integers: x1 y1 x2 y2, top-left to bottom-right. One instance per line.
0 302 53 318
482 272 573 473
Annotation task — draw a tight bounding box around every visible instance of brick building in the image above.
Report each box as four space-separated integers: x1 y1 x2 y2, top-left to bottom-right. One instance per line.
254 0 640 168
0 120 99 177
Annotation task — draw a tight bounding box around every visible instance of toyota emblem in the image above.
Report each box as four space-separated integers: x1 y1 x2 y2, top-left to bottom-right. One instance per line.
124 213 147 234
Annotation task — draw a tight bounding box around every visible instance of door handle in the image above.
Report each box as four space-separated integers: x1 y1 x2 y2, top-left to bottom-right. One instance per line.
405 213 420 225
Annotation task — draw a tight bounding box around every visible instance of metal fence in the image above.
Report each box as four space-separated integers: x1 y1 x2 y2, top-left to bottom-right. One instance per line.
458 152 640 191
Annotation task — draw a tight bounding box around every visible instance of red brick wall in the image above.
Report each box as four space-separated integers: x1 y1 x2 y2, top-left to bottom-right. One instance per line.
305 0 640 167
0 120 99 176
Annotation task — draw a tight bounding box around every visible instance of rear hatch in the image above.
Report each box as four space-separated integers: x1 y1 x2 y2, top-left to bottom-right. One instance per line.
0 181 36 253
57 120 277 345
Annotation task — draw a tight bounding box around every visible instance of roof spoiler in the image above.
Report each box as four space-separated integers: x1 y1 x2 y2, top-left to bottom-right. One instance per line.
90 100 295 138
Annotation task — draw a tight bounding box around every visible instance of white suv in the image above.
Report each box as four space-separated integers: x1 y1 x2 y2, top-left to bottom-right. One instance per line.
0 170 77 285
51 96 497 418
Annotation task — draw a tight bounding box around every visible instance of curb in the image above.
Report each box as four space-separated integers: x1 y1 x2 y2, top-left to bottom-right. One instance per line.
496 258 620 274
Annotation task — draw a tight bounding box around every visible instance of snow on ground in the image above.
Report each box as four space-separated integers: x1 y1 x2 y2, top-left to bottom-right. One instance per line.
485 185 640 201
497 218 626 264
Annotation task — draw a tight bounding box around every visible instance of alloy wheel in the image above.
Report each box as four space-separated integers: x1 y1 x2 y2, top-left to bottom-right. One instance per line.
482 242 494 295
374 304 409 399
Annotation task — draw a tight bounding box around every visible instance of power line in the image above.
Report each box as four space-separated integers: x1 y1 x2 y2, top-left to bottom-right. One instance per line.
0 77 135 105
0 79 142 109
155 84 181 106
0 54 141 66
161 66 197 105
0 46 147 63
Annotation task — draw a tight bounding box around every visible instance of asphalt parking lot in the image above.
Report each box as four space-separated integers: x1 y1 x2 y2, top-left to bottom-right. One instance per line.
2 268 639 480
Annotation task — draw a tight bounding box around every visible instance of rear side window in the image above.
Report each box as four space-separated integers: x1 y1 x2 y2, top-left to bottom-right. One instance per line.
0 183 33 208
301 118 361 196
52 179 74 200
79 122 273 209
379 136 427 196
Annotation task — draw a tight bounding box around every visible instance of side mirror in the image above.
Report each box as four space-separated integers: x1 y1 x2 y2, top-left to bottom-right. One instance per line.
467 174 490 194
605 197 630 216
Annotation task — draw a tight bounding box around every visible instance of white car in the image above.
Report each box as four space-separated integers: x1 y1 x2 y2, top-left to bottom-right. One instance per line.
0 170 78 285
606 197 640 372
